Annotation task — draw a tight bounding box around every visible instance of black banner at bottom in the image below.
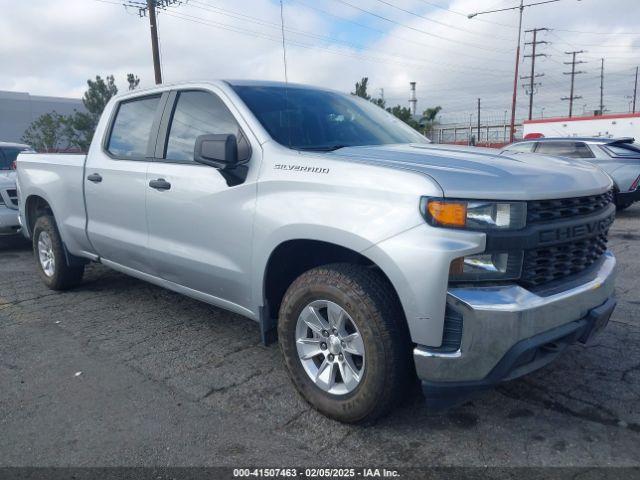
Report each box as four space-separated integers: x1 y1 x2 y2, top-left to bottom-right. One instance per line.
0 468 639 480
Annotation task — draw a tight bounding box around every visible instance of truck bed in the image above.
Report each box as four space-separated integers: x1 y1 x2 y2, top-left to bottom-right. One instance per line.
16 153 94 256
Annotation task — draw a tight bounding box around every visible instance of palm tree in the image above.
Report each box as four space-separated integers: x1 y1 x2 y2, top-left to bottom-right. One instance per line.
420 106 442 139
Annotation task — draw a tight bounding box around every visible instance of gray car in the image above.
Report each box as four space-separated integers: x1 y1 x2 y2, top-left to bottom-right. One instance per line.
0 142 33 235
502 137 640 210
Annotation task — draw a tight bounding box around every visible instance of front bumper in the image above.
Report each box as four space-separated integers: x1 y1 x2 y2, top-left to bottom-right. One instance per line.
616 188 640 206
0 205 20 235
414 251 616 397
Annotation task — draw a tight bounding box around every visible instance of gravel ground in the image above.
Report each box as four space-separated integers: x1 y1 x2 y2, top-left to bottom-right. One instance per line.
0 205 638 467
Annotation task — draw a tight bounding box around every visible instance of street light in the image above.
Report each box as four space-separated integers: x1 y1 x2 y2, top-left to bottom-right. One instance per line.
467 0 570 142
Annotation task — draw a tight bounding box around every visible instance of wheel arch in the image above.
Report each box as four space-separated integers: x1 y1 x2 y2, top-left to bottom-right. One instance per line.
24 194 55 238
261 238 406 336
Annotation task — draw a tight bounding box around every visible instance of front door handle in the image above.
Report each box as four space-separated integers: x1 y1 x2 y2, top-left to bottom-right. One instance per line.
149 178 171 191
87 173 102 183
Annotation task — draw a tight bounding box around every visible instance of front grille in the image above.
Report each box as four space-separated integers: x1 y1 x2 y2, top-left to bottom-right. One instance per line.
527 190 613 224
520 233 608 287
518 191 614 287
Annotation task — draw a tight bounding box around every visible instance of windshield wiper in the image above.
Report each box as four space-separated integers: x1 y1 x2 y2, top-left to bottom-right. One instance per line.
297 145 350 152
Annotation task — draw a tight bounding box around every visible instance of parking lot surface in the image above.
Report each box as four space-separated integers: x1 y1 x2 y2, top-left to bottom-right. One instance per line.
1 205 639 467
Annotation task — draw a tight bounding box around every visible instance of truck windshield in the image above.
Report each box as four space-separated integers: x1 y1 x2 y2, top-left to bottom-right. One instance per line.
231 85 428 151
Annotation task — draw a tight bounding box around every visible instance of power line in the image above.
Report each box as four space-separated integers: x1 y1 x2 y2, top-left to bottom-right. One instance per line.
371 0 513 40
123 0 188 84
156 9 511 78
554 28 640 35
330 0 511 53
413 0 518 28
182 1 513 76
286 0 512 64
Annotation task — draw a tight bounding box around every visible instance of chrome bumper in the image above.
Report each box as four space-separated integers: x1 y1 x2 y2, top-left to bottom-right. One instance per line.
414 251 616 384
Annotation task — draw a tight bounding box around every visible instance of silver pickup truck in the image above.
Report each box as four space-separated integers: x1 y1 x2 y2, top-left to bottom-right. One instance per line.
17 80 617 423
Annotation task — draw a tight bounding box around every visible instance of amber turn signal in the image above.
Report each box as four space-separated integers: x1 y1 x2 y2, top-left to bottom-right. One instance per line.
427 200 467 227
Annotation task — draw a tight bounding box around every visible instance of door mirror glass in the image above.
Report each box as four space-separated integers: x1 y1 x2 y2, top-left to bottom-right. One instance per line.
194 134 238 169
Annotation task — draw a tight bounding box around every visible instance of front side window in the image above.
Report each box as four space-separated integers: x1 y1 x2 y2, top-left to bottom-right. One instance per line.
107 95 161 159
535 141 594 158
165 91 241 162
231 85 427 151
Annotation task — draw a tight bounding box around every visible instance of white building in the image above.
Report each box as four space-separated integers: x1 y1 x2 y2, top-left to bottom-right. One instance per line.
523 112 640 139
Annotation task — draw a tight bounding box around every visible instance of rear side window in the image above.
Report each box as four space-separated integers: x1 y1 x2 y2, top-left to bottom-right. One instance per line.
603 142 640 157
165 90 240 162
506 142 534 153
107 95 161 159
535 141 594 158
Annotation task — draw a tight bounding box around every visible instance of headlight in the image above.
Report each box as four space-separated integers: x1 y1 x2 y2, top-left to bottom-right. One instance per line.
421 198 527 230
449 252 523 282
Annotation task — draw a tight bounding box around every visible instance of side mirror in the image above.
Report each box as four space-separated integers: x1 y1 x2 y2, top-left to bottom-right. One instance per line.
194 134 238 170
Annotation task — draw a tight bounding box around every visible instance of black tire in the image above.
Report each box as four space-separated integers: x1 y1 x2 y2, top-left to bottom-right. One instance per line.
616 202 632 211
278 263 411 423
33 215 84 290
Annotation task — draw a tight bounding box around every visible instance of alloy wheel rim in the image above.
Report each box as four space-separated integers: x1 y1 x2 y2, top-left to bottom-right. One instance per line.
295 300 365 395
37 231 55 277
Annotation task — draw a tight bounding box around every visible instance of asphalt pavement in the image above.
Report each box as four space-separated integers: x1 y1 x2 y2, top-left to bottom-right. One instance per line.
1 205 639 467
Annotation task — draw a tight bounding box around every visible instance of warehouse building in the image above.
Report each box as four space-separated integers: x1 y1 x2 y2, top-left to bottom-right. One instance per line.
0 90 84 143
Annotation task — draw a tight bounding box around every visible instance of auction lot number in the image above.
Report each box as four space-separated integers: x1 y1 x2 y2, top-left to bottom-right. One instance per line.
233 468 400 478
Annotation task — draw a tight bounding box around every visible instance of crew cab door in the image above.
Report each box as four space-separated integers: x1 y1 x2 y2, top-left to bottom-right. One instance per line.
145 88 258 310
84 93 167 272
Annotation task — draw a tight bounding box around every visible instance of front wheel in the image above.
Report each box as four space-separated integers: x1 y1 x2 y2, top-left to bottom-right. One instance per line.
33 216 84 290
278 263 411 423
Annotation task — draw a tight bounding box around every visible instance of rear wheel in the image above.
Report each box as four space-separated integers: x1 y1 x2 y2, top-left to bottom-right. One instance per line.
278 263 411 423
33 216 84 290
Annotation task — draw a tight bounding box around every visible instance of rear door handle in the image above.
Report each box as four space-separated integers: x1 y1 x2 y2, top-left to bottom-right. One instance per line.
87 173 102 183
149 178 171 191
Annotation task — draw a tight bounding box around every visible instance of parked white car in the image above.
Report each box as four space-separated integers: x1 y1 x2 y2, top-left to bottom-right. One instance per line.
1 142 33 235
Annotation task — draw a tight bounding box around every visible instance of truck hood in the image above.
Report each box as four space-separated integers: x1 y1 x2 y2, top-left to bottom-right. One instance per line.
330 143 612 200
0 171 16 188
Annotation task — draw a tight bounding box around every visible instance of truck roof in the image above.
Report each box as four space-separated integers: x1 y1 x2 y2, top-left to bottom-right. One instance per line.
111 79 340 103
224 79 330 90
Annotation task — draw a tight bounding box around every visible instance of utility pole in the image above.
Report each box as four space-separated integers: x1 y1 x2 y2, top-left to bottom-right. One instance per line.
598 58 604 115
561 50 586 117
124 0 186 85
147 0 162 84
509 0 524 142
633 66 638 114
467 0 573 142
521 27 548 120
477 98 481 144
